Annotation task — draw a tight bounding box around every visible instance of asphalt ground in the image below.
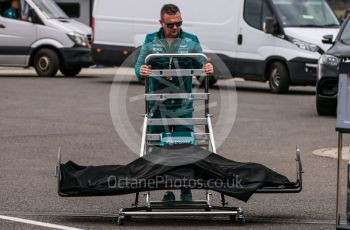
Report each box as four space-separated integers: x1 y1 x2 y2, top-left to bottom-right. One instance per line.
0 67 348 229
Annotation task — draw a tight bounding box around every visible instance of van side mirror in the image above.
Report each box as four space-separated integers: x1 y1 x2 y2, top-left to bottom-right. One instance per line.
322 34 334 44
264 17 276 34
28 8 38 24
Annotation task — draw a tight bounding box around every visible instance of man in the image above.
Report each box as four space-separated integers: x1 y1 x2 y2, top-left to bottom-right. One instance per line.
135 4 214 202
4 0 19 19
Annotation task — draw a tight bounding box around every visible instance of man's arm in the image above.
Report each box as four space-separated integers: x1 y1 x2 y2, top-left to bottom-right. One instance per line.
192 36 205 69
192 36 213 75
135 37 150 80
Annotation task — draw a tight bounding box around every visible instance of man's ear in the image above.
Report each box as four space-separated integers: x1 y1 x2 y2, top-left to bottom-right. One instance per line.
159 20 163 26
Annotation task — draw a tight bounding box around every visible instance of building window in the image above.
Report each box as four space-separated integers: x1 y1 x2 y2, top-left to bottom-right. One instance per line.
56 3 80 18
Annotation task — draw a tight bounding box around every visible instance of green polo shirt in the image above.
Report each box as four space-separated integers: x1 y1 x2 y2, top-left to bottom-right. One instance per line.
135 28 205 114
3 8 17 19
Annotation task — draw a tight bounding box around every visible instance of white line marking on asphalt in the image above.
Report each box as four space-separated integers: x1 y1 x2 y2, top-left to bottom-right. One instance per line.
0 215 83 230
313 147 350 160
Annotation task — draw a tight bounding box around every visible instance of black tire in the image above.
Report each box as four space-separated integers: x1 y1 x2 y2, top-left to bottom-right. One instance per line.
59 66 82 77
268 61 290 94
196 76 217 87
316 95 337 116
236 217 246 225
33 48 59 77
117 216 126 225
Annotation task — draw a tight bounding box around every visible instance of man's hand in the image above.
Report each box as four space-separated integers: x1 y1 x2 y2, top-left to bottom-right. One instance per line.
140 65 152 77
203 63 214 75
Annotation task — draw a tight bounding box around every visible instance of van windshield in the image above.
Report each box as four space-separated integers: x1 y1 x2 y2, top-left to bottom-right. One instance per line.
341 20 350 45
32 0 68 19
272 0 339 27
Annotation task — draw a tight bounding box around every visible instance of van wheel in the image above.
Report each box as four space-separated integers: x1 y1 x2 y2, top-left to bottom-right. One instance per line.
59 66 82 76
34 48 59 77
268 61 290 94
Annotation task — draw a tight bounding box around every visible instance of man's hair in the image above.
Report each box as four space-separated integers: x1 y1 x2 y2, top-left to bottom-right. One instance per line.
160 4 180 20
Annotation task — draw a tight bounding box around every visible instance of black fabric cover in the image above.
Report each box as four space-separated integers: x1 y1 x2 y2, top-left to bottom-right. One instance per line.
59 145 292 202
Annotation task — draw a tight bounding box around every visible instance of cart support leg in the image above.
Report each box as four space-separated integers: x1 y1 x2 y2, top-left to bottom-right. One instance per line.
221 193 227 207
337 132 343 227
133 192 139 207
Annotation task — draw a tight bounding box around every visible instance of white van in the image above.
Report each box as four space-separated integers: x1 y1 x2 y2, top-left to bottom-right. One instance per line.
92 0 339 93
0 0 93 77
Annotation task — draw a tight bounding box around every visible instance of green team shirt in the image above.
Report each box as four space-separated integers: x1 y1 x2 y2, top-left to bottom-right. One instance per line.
135 28 205 114
3 8 17 19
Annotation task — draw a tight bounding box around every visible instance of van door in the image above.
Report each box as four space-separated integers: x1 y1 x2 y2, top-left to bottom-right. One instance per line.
0 0 37 66
236 0 275 80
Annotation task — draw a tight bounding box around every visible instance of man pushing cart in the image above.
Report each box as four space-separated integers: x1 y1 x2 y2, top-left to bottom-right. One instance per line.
56 3 303 227
135 3 214 202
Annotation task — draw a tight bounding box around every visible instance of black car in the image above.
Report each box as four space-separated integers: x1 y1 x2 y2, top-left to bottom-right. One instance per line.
317 16 350 116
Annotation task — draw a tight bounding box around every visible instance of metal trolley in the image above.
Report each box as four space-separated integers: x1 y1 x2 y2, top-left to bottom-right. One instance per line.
118 53 245 225
117 53 304 225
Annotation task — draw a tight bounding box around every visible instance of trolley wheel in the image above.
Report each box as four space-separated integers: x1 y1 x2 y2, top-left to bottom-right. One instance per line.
236 215 246 225
117 215 126 225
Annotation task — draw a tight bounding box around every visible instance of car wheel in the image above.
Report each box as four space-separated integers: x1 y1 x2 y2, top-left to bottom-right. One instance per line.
59 66 82 77
34 48 59 77
268 61 290 94
316 95 337 116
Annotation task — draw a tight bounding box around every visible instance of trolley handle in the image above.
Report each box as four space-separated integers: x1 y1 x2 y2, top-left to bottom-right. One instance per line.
143 53 212 115
144 53 209 65
145 53 209 77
